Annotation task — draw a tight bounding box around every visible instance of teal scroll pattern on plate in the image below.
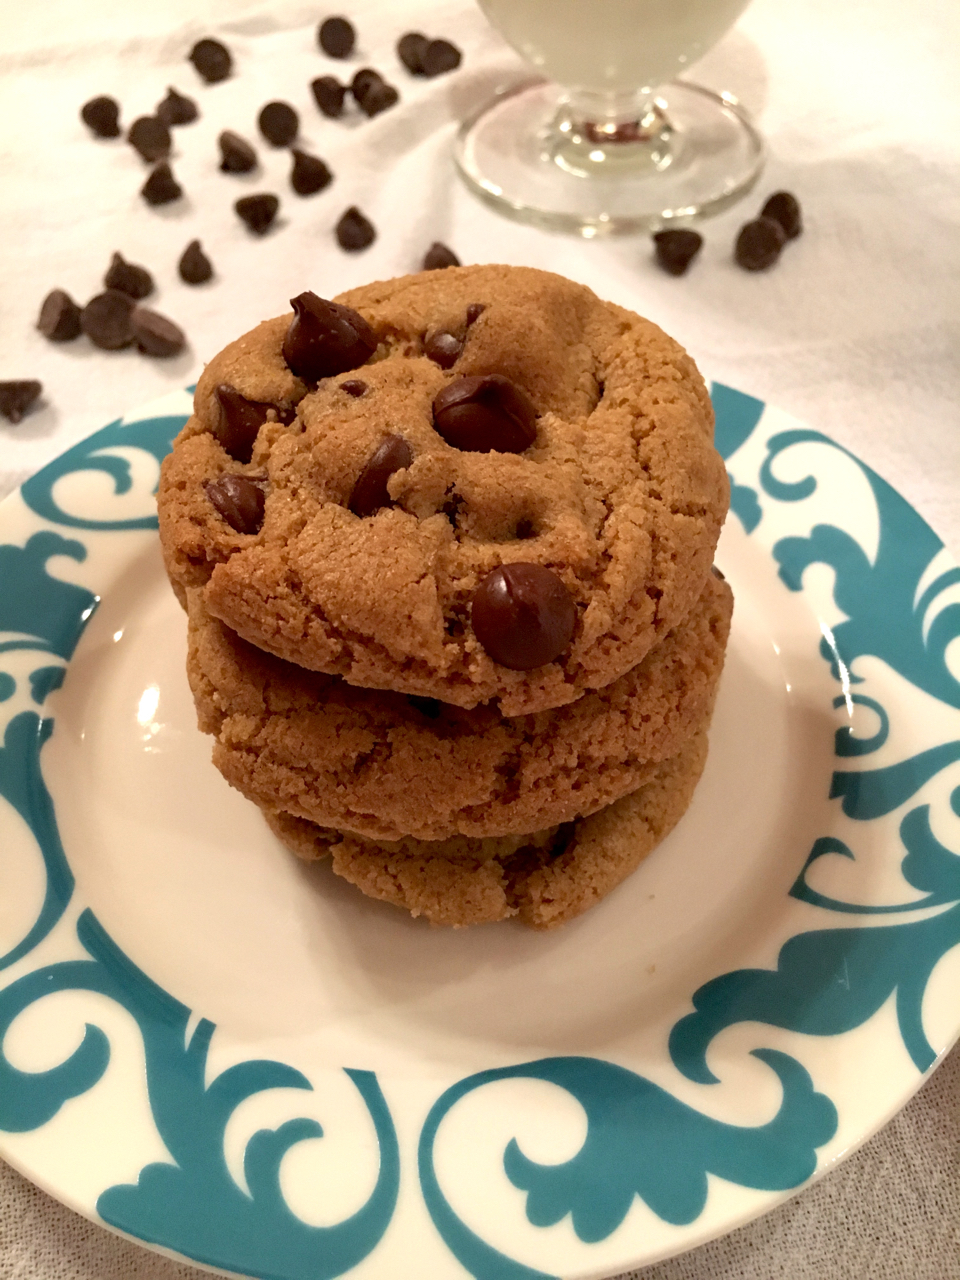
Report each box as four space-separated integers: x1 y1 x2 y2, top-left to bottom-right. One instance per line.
0 910 400 1279
0 532 98 969
418 1052 837 1280
669 396 960 1085
20 413 186 531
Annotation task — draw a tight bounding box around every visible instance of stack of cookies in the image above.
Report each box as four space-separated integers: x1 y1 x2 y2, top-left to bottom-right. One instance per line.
157 265 732 928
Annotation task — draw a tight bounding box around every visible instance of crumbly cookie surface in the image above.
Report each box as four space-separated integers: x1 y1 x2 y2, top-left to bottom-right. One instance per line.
187 574 731 842
158 265 728 714
264 729 709 929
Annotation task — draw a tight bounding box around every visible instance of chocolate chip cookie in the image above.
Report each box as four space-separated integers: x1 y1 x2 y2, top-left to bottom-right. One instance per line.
262 729 710 929
158 265 728 715
186 573 732 842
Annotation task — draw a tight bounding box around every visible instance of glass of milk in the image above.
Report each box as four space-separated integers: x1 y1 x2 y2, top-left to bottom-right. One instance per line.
454 0 763 235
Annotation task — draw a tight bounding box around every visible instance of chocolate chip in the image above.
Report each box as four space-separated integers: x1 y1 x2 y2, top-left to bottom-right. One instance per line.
0 381 42 425
258 101 298 147
340 379 368 397
235 194 279 235
421 39 461 77
131 307 186 358
179 239 213 284
424 331 462 369
127 115 171 163
157 86 198 127
311 75 347 118
104 252 154 300
37 290 82 342
212 385 283 461
204 475 265 534
290 150 333 196
141 162 182 206
432 375 537 453
282 292 377 381
80 96 120 138
397 32 429 74
189 38 232 84
471 563 576 670
318 16 355 58
357 80 399 117
761 190 802 240
711 564 726 580
80 290 135 349
335 206 375 251
423 242 460 270
349 434 413 517
653 228 703 276
219 130 257 174
735 216 787 271
351 68 383 103
466 303 486 325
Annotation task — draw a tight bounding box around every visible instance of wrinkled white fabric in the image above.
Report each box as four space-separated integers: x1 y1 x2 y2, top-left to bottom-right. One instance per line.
1 0 959 1276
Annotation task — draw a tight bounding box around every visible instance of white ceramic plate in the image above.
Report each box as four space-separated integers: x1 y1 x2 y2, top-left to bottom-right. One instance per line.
1 383 959 1280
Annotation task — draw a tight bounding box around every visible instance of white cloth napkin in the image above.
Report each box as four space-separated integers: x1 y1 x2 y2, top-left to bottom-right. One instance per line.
1 0 958 1277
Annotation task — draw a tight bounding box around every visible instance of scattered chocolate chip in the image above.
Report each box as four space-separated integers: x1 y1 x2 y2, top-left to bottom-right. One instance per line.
340 379 367 397
80 290 135 350
157 86 198 127
471 563 576 670
711 564 726 580
424 330 462 369
189 38 232 84
351 68 383 103
432 375 537 453
318 16 355 58
466 303 486 325
37 289 82 342
81 95 120 138
349 434 413 517
311 75 347 118
407 694 441 718
423 242 460 270
104 251 154 300
204 474 265 534
258 101 299 147
212 384 282 461
357 80 399 117
397 32 429 74
0 381 42 425
735 216 787 271
421 39 461 77
282 292 377 381
179 239 213 284
653 228 703 276
235 193 279 236
335 205 376 251
127 115 171 163
141 162 182 206
219 130 257 174
761 190 802 240
131 307 186 358
290 149 333 196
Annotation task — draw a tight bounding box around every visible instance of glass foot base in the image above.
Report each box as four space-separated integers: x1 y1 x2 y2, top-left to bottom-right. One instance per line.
454 79 764 237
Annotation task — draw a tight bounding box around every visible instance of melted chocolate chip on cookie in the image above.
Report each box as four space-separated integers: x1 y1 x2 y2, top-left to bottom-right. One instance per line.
204 475 266 534
349 435 413 517
423 330 462 369
432 375 536 453
282 292 377 381
471 563 576 670
213 384 291 462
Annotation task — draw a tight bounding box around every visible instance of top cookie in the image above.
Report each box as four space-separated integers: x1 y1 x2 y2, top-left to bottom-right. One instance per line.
158 265 728 714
